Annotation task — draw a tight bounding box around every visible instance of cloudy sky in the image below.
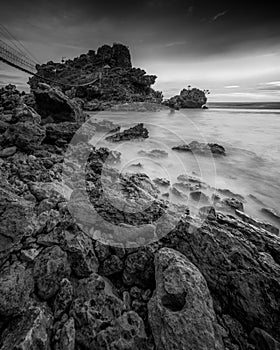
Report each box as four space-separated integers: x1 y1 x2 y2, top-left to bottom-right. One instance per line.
1 0 280 101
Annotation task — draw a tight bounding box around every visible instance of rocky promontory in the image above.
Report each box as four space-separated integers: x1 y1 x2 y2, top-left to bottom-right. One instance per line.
29 43 163 111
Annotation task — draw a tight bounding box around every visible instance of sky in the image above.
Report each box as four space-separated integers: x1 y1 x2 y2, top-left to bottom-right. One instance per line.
0 0 280 101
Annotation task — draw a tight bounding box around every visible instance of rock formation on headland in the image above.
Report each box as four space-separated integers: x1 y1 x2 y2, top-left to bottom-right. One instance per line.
164 87 208 109
29 43 163 111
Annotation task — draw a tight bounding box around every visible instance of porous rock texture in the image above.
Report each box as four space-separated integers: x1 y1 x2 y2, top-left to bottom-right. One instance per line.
148 248 224 350
1 83 280 349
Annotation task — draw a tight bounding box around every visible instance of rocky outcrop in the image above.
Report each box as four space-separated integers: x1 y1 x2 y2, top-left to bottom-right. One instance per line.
148 248 224 350
105 123 149 142
164 87 207 109
172 141 226 156
33 83 85 123
2 84 280 349
29 44 163 109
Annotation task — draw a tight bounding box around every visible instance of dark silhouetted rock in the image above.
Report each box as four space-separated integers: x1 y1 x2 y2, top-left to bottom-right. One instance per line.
29 44 162 109
138 149 168 158
153 178 170 186
173 141 226 156
33 83 84 123
106 123 149 142
164 87 207 109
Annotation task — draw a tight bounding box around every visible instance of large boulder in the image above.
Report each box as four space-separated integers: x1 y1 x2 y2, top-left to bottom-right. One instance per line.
162 212 280 346
33 83 84 123
105 123 149 142
172 141 226 156
148 248 224 350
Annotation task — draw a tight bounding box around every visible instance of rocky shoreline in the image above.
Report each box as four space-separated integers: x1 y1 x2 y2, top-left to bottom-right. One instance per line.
1 80 280 350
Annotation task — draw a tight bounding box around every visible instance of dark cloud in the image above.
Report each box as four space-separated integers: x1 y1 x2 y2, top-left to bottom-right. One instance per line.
0 0 279 62
0 0 280 101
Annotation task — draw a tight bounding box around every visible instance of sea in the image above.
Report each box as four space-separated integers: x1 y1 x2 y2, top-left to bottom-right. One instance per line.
88 103 280 230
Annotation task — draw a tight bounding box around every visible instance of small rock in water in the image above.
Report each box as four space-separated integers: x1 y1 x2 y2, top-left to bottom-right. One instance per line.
190 190 210 203
129 162 143 168
172 140 226 156
138 149 168 158
105 123 149 142
171 186 187 198
217 188 244 201
153 177 170 186
261 207 280 221
223 197 244 211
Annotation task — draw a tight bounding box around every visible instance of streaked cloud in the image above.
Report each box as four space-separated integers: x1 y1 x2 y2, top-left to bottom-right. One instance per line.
212 10 228 21
224 85 240 89
163 41 187 48
257 81 280 91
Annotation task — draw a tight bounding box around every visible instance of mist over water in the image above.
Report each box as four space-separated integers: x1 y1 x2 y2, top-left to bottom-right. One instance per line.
89 107 280 229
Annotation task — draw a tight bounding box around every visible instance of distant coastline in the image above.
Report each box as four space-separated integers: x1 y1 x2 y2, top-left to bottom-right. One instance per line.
208 102 280 110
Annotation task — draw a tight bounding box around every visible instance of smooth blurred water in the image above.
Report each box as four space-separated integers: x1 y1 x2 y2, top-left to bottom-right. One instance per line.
89 107 280 229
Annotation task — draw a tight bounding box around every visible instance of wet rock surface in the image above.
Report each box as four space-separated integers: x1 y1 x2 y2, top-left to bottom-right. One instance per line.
138 149 168 158
1 82 280 349
173 140 226 156
105 123 149 142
